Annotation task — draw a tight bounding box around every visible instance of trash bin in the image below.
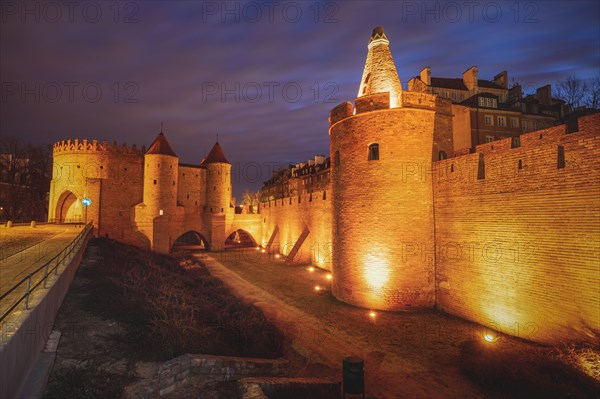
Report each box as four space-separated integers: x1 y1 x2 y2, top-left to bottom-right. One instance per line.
343 356 365 398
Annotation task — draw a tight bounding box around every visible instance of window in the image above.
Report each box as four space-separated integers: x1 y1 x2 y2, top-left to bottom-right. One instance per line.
368 143 379 161
511 137 521 148
497 116 506 127
153 179 157 185
484 115 494 126
478 97 485 107
334 150 340 168
451 92 457 101
438 151 447 160
510 117 519 128
485 136 494 143
522 120 528 131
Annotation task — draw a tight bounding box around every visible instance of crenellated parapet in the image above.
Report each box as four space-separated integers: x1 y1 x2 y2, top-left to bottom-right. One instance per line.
432 113 600 187
53 139 145 155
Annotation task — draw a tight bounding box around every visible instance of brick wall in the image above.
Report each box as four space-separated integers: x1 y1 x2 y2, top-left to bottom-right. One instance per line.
260 191 332 270
432 113 600 344
330 104 437 311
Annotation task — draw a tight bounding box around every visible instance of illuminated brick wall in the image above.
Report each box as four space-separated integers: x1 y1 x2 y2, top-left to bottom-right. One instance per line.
432 113 600 344
260 191 332 271
329 92 440 311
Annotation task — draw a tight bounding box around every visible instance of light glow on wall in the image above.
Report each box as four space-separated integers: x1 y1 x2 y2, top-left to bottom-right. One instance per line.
363 251 390 293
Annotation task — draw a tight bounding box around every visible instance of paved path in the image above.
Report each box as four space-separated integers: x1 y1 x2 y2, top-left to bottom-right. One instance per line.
196 252 490 399
0 225 83 315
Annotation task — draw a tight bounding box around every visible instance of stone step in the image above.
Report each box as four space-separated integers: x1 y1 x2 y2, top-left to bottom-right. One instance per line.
238 377 341 399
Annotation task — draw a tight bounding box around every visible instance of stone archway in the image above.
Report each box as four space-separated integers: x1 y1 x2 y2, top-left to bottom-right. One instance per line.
225 229 257 249
172 230 209 252
54 190 81 223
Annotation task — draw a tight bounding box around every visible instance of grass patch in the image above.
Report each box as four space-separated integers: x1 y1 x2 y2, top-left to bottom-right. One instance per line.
459 338 600 399
80 238 284 361
43 366 135 399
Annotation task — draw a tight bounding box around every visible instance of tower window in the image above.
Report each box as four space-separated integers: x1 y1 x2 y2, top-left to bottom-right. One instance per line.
368 143 379 161
153 179 157 185
334 150 340 169
518 160 523 170
438 151 447 160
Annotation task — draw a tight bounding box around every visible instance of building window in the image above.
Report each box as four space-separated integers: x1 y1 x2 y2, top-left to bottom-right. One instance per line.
522 120 528 131
451 92 457 101
478 97 485 107
510 117 519 128
334 150 340 168
438 151 447 160
368 143 379 161
485 136 494 143
511 137 521 148
518 160 523 170
498 116 506 127
484 115 493 126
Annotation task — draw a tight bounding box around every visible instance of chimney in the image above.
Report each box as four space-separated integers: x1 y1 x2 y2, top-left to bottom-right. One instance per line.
493 71 508 89
462 66 478 91
535 84 552 106
509 84 522 104
420 67 431 86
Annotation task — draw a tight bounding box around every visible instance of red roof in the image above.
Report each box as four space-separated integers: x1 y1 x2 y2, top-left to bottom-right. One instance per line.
202 142 230 164
146 133 177 157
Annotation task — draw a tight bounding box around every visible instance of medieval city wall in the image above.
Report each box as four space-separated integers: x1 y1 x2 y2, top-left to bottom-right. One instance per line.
432 114 600 344
260 190 332 271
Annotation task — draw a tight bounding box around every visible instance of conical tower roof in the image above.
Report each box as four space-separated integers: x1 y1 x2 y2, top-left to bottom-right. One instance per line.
357 26 402 107
202 142 230 165
146 132 177 157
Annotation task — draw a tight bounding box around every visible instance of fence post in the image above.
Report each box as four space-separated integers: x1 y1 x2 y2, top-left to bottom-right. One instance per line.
55 254 60 275
24 274 31 309
43 262 50 288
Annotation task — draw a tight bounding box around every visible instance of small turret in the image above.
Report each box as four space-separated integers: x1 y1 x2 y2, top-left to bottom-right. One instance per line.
143 132 179 216
357 26 403 107
203 141 231 214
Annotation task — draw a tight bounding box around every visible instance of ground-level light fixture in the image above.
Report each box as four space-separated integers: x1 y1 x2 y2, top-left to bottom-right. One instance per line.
326 273 333 280
483 333 497 343
275 254 281 259
307 266 315 272
261 248 266 253
314 285 322 292
369 311 377 319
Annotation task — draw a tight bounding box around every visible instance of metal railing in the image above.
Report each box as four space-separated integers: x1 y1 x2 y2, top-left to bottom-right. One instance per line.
0 222 93 322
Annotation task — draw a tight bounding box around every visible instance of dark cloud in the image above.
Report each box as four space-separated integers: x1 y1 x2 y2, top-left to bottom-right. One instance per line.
1 0 598 198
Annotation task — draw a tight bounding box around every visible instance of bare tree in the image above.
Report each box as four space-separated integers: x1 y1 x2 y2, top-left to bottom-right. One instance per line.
554 74 589 108
0 138 51 221
241 190 260 213
585 74 600 110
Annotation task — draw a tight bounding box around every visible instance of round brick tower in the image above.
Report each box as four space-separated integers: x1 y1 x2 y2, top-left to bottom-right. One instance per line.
203 141 231 214
329 27 436 311
143 132 179 217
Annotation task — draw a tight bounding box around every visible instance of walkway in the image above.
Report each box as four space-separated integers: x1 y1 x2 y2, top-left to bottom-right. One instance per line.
0 225 83 315
194 250 502 399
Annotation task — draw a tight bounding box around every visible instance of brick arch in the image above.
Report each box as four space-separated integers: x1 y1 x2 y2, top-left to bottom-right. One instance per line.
224 228 258 248
171 230 209 251
54 190 82 223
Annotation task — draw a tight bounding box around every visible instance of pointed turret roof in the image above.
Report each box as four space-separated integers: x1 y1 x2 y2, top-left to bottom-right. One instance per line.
202 142 230 165
357 26 403 107
146 132 178 157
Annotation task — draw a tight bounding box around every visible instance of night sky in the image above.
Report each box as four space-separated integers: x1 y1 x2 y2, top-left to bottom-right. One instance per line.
1 1 599 198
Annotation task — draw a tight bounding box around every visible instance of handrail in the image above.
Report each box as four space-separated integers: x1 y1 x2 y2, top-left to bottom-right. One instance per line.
0 222 93 322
